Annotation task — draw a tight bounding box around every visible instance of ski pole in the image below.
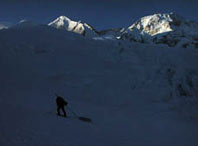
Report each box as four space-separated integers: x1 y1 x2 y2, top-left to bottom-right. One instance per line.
67 106 78 117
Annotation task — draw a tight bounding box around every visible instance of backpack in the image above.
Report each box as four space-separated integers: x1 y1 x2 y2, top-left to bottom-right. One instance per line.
64 100 68 106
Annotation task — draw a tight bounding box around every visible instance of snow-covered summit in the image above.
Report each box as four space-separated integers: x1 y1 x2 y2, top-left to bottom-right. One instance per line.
128 13 185 36
48 16 97 37
2 13 198 48
122 13 198 48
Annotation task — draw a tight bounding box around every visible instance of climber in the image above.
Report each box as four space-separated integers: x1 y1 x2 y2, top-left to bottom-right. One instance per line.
56 95 68 117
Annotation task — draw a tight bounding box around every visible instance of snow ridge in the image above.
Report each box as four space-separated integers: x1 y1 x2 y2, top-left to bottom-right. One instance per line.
48 16 97 37
0 22 12 30
1 13 198 48
122 12 198 48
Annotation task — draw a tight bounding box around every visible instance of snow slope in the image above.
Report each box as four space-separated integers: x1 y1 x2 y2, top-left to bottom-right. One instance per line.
46 13 198 48
96 28 125 40
122 13 198 48
0 22 12 30
0 20 198 146
48 16 97 37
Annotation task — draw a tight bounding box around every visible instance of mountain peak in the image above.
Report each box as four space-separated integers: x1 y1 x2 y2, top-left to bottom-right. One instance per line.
48 15 97 37
58 16 71 21
121 12 198 48
59 15 68 19
48 16 71 29
128 12 186 36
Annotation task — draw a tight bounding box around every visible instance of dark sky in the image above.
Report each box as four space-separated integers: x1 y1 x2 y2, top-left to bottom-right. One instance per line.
0 0 198 30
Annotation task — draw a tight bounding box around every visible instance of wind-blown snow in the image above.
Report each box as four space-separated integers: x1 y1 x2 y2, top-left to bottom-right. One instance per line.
0 14 198 146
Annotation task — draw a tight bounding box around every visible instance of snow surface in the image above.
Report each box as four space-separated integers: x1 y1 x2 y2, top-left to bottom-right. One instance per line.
0 22 12 30
48 16 97 38
97 28 125 40
24 13 198 49
0 15 198 146
121 13 198 48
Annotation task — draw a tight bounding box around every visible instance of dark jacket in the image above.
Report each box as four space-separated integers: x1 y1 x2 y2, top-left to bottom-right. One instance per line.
56 96 68 107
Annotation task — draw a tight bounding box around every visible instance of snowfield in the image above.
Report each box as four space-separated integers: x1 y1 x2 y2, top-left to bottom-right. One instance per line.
0 14 198 146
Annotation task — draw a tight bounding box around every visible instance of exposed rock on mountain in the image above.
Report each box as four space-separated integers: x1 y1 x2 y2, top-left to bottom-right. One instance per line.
122 13 198 48
48 16 97 37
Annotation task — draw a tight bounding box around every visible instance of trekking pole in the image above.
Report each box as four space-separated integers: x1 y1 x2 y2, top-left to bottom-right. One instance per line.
67 106 78 117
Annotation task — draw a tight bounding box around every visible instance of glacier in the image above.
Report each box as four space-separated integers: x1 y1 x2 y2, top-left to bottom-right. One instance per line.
0 13 198 146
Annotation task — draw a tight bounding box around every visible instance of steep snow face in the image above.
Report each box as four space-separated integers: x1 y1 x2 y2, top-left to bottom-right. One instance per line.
0 23 198 146
122 13 198 48
129 13 173 36
48 16 97 37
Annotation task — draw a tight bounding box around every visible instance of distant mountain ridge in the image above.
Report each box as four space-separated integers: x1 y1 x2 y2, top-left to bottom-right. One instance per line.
0 22 12 30
2 13 198 48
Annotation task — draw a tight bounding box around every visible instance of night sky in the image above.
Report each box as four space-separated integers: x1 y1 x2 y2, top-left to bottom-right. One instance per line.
0 0 198 30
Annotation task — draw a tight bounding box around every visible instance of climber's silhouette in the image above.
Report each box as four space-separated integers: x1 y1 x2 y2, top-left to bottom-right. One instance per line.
56 95 68 117
177 84 187 96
